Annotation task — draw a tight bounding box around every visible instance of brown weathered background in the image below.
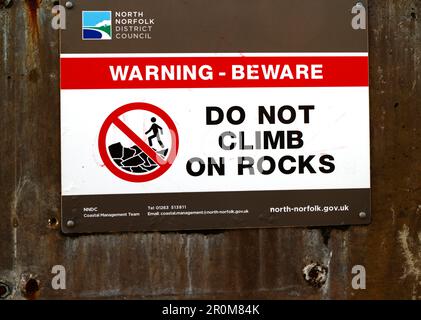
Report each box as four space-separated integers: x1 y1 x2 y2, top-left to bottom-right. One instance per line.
0 0 420 300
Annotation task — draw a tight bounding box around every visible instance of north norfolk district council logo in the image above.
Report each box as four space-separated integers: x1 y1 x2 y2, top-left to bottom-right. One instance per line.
82 11 112 40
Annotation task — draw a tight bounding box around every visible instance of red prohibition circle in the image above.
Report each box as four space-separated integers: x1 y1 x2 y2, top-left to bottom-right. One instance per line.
98 102 179 183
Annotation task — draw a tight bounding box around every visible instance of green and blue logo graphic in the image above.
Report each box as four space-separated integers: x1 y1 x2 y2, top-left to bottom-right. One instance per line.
82 11 112 40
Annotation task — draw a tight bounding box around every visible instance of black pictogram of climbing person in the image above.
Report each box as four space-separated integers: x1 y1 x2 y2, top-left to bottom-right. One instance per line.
145 117 165 149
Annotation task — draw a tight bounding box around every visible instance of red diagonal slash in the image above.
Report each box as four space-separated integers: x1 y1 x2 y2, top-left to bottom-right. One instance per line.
112 117 168 167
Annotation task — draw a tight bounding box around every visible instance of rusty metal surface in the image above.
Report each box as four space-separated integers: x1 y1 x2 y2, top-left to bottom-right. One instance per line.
0 0 420 300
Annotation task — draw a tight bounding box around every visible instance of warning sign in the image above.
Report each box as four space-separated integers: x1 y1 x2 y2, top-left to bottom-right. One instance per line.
60 0 371 234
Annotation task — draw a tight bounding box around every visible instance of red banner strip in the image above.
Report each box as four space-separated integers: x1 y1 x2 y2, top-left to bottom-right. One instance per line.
60 56 368 89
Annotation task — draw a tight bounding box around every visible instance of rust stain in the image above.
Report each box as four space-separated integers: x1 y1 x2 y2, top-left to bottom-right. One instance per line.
25 0 41 36
303 263 328 288
20 274 40 300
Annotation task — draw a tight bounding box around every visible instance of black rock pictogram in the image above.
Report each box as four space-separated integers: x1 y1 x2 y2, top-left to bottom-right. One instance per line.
108 142 159 174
